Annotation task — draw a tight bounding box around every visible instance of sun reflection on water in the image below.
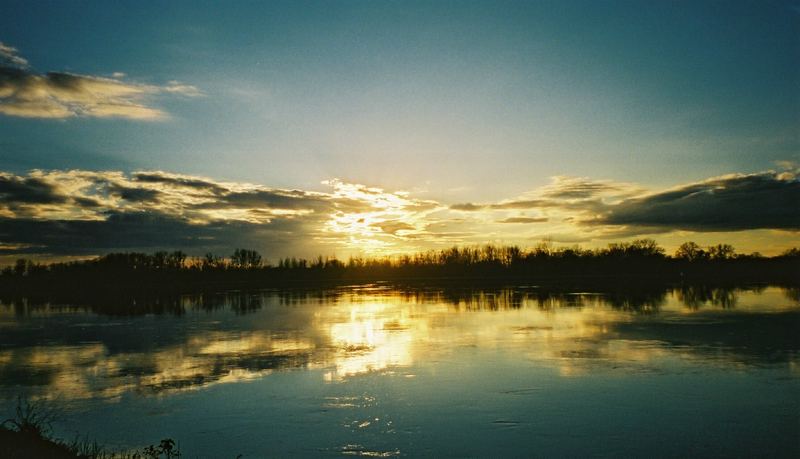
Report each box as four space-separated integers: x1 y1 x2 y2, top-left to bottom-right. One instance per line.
322 302 416 381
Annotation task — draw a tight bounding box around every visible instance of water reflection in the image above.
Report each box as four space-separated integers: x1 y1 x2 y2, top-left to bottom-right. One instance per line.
0 285 797 402
323 301 415 381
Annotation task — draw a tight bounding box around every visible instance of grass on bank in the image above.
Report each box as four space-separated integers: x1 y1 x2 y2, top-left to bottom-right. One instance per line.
1 397 182 459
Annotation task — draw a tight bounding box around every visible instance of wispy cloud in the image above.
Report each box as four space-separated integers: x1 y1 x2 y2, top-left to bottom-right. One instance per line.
0 43 28 67
497 217 548 224
0 42 200 120
450 203 485 211
538 176 642 201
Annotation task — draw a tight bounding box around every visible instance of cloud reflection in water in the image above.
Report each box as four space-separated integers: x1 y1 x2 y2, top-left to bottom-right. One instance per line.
0 285 797 402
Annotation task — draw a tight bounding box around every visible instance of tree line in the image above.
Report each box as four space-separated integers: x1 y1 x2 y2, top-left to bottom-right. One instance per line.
1 240 798 296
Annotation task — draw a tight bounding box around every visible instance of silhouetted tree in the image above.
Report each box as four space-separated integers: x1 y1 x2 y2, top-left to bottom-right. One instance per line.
708 244 736 260
231 248 262 268
13 259 28 276
675 242 706 261
167 251 187 269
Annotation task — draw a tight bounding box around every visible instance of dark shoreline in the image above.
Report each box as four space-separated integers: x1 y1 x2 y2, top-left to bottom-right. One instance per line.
0 428 78 459
2 267 798 297
2 242 797 314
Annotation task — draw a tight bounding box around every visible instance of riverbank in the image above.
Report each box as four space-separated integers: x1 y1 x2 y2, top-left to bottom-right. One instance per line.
0 427 181 459
0 427 79 458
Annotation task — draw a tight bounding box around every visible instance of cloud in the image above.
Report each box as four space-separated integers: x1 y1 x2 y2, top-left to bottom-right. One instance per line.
0 169 338 222
371 220 416 235
450 203 485 211
452 199 561 212
0 42 200 120
0 167 797 260
133 171 227 194
490 199 554 210
321 179 442 250
497 217 548 224
0 170 442 257
592 171 800 231
0 43 28 67
539 176 638 200
443 171 799 234
195 189 331 211
107 184 162 203
0 211 312 256
0 173 66 205
452 200 554 211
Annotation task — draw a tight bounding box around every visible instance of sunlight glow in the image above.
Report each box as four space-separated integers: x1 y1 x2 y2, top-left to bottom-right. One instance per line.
323 301 415 381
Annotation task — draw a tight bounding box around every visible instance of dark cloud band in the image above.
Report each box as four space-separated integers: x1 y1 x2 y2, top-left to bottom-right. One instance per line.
594 172 800 231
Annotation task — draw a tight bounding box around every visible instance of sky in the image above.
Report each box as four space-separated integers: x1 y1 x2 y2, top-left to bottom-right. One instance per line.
0 0 798 262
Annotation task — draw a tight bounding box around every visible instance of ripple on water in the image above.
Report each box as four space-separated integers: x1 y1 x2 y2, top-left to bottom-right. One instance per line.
340 444 401 457
322 395 377 409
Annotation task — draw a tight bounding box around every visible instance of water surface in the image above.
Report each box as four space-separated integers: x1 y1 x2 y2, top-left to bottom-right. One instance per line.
1 285 798 457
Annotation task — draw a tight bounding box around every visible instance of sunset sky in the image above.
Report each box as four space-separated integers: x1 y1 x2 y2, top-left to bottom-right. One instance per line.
1 0 798 262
